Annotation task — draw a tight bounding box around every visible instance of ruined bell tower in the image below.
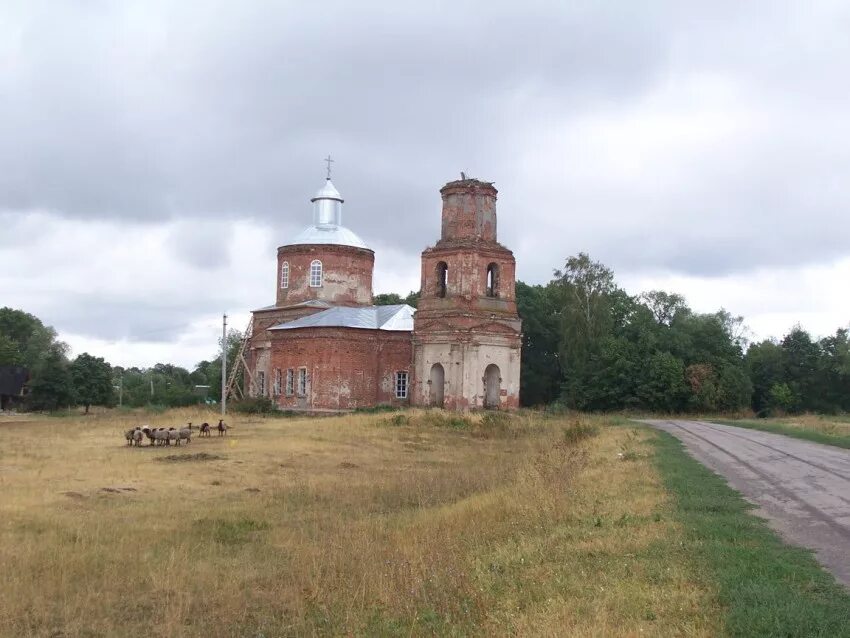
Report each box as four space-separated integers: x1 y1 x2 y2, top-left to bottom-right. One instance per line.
412 178 522 410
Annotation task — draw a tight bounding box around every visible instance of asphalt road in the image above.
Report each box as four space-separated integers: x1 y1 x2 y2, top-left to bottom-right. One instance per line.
640 419 850 588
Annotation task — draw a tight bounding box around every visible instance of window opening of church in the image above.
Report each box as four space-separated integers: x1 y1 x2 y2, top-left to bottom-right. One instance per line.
285 369 294 396
395 371 409 399
280 262 289 289
257 371 266 397
309 260 323 287
298 368 307 396
273 368 281 396
436 262 448 298
486 262 499 297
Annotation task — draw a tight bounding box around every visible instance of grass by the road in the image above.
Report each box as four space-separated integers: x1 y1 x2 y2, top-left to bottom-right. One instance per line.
712 414 850 449
652 429 850 637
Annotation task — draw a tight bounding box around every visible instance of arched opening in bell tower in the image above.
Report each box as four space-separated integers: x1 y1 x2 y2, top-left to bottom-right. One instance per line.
486 263 499 297
436 261 448 298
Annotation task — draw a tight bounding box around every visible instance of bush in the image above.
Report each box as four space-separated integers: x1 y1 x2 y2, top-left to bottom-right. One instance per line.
230 397 277 415
388 414 410 426
562 418 598 445
412 411 473 430
354 404 398 414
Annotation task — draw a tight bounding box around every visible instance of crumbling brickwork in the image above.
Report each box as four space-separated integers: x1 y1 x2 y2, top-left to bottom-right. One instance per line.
245 175 521 412
412 178 522 410
277 244 374 307
268 328 412 410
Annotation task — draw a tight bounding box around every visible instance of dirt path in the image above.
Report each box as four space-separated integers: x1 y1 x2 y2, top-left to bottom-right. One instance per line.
641 419 850 588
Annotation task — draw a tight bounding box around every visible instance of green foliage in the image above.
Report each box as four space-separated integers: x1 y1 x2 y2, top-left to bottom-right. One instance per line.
745 326 850 415
516 281 561 406
637 352 688 412
562 420 598 444
373 290 420 308
767 382 795 414
69 352 114 413
0 334 22 366
0 308 71 409
517 254 752 413
230 396 277 414
353 404 398 413
26 349 74 411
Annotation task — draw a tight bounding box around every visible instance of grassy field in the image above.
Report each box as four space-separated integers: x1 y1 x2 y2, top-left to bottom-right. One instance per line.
0 408 848 636
712 414 850 449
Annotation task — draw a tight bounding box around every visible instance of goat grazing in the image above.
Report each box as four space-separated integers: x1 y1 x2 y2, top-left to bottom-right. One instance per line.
199 422 211 437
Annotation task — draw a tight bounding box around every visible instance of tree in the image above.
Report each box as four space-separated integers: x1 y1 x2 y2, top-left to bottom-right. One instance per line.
639 290 688 326
374 290 420 308
768 382 795 414
746 340 784 415
781 326 820 411
27 348 74 411
0 334 21 366
553 253 619 408
638 352 688 412
516 282 561 406
69 353 114 413
0 307 68 374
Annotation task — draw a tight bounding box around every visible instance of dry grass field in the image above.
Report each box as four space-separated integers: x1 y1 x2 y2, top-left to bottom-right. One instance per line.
0 409 718 637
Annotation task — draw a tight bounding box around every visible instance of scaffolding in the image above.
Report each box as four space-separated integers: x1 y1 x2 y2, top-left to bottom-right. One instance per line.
224 316 256 402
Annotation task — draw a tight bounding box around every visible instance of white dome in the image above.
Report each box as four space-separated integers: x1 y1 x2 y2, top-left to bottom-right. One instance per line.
285 177 369 249
289 224 370 249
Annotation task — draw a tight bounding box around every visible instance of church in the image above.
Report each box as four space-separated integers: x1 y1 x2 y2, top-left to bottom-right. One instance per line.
245 172 522 411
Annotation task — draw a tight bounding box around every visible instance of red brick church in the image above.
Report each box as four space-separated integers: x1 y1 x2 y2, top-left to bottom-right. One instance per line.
246 174 521 411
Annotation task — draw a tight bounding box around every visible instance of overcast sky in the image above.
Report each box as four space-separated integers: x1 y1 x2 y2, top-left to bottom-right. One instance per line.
2 1 849 368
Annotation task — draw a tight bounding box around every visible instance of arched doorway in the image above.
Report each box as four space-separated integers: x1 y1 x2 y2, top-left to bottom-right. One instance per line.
429 363 445 407
484 364 501 409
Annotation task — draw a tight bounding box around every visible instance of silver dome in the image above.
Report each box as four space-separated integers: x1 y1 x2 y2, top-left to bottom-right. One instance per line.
286 178 370 249
289 224 370 249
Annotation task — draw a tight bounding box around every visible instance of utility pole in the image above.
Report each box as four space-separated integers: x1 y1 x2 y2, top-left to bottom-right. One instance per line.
221 313 227 416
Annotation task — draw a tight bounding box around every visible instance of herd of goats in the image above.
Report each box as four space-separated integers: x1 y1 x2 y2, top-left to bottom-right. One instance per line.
123 420 229 447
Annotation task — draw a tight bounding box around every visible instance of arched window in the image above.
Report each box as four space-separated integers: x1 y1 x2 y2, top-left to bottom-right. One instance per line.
309 260 323 287
280 261 289 289
436 261 448 298
486 262 499 297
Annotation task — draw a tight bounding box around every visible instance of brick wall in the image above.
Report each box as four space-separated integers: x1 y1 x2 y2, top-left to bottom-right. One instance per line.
276 244 374 307
268 328 413 411
439 179 498 242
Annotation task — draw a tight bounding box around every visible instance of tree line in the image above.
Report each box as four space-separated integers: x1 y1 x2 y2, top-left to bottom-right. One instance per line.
517 253 850 414
0 307 242 412
2 253 847 415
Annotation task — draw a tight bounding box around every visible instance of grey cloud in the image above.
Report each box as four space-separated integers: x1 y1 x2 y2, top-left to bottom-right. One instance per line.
2 0 850 308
